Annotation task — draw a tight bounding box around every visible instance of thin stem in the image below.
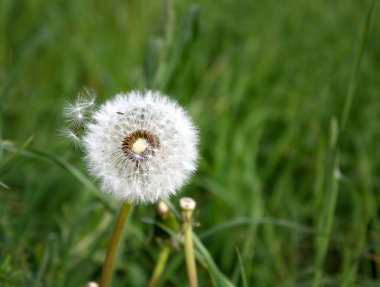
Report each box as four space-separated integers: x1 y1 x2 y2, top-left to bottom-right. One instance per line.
100 202 133 287
148 244 171 287
183 212 198 287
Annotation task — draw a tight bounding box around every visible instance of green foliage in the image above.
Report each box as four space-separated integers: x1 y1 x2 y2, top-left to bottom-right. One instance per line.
1 0 380 286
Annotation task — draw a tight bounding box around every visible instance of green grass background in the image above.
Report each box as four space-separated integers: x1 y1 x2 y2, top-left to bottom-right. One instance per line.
1 0 380 286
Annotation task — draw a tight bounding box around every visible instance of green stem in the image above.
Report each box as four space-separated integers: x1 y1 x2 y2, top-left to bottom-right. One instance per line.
100 202 133 287
148 244 171 287
183 212 198 287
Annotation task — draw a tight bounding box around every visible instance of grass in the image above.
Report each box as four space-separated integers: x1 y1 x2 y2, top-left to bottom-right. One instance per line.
1 0 380 286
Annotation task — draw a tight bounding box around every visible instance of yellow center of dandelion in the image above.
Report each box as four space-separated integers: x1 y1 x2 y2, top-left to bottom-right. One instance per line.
122 129 160 162
132 138 149 154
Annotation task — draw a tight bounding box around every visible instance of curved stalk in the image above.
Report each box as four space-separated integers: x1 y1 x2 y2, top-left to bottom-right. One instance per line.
100 202 133 287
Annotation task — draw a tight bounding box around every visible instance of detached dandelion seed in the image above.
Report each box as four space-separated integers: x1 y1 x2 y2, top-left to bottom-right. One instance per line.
83 90 199 204
62 88 97 143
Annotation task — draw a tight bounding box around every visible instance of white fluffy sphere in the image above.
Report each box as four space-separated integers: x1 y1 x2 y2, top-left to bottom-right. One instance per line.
83 90 199 204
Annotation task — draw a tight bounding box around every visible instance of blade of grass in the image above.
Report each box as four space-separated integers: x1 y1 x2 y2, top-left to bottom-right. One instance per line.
192 234 234 287
312 149 340 287
0 137 33 175
156 4 201 90
313 1 377 285
236 249 248 287
0 105 3 162
0 255 26 286
340 0 378 134
2 142 115 213
199 217 314 240
33 233 58 287
0 180 9 189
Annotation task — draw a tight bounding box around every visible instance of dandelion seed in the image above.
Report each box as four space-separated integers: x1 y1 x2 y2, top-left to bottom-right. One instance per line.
83 90 199 204
63 88 96 130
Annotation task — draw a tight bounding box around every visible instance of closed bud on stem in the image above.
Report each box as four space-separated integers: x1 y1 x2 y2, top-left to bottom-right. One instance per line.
157 200 169 218
180 197 198 287
180 197 196 222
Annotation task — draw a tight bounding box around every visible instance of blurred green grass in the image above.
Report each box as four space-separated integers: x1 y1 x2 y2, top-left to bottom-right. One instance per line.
1 0 380 286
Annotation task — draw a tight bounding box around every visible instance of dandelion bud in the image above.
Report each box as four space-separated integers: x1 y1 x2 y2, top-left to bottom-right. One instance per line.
157 200 169 217
180 197 197 222
180 197 196 211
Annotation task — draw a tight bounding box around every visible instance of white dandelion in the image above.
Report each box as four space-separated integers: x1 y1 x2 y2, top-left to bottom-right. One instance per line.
83 90 199 204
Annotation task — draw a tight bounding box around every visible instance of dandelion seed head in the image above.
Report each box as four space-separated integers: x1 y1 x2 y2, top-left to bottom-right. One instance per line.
83 90 199 204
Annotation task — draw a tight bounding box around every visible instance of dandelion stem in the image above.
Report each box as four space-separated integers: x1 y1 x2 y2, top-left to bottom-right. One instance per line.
148 244 171 287
100 202 133 287
181 206 198 287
